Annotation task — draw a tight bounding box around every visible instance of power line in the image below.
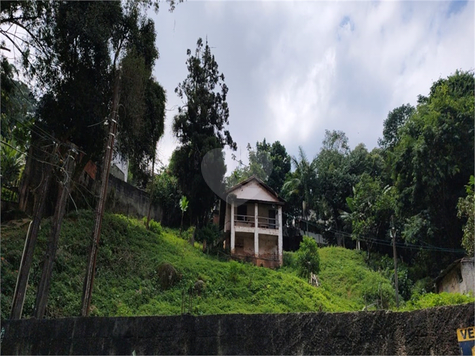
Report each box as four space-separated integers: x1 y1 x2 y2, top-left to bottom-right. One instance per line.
283 212 465 254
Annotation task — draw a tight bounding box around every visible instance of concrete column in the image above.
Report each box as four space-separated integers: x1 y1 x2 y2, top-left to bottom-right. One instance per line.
278 206 283 265
254 203 259 257
231 201 235 254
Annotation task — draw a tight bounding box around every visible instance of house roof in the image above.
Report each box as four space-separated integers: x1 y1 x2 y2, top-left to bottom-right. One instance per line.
433 257 474 284
225 175 285 205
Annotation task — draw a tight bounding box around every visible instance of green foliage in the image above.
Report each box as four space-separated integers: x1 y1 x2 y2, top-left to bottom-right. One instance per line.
345 174 396 253
143 217 163 235
195 224 220 245
378 104 415 150
282 146 318 220
391 70 474 276
181 226 196 242
457 176 474 255
0 140 24 188
410 277 433 296
150 169 181 227
402 292 474 311
1 59 36 151
319 247 396 309
283 251 296 269
179 196 189 213
366 253 413 301
295 236 320 278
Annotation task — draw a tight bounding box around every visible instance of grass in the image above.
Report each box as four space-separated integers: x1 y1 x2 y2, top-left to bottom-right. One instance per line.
1 210 473 319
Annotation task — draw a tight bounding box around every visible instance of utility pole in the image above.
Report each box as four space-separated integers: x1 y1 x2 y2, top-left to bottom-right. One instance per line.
81 69 120 316
146 152 156 229
11 143 57 319
391 215 399 309
34 145 77 318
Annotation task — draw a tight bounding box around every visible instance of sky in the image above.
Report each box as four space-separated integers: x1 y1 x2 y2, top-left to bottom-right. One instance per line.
150 0 474 174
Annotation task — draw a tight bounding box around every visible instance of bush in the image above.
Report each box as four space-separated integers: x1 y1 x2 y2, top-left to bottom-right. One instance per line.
283 251 296 268
143 217 163 235
196 224 220 245
295 236 320 278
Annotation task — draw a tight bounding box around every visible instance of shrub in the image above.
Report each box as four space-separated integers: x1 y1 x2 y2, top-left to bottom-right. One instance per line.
196 224 220 245
143 217 163 235
295 236 320 278
283 251 296 268
181 226 195 241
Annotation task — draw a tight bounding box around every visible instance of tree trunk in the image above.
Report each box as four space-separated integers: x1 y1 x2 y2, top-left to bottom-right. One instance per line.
33 147 76 318
10 145 56 319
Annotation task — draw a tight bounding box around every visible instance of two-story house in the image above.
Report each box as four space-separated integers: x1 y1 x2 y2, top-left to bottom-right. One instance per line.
224 176 285 268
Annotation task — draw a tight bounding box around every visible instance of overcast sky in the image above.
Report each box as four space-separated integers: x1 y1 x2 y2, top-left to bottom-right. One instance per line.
150 0 474 174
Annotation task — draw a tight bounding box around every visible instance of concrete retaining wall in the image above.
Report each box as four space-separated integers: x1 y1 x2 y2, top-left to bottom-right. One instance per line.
2 303 473 355
106 174 162 222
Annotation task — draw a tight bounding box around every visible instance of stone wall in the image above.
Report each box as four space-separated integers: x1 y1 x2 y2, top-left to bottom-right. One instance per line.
2 303 473 355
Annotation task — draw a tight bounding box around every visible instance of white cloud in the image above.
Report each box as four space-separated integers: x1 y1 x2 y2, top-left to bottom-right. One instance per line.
150 0 474 172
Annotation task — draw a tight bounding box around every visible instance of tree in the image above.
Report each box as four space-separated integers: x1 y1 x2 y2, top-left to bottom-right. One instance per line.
226 139 290 193
295 236 320 279
150 168 181 227
262 140 291 194
1 59 36 150
392 70 474 277
1 59 35 191
345 173 396 256
378 104 415 150
312 131 353 244
171 38 236 228
282 146 317 212
227 142 271 187
457 176 474 256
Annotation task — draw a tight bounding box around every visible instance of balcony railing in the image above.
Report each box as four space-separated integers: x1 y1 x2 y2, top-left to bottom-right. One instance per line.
234 214 278 229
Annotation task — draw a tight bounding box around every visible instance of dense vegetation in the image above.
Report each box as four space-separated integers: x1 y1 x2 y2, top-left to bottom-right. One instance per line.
1 211 472 320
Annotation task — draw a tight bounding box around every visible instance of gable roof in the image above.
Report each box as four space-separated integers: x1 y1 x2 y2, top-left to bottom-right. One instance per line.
433 257 474 285
226 175 285 204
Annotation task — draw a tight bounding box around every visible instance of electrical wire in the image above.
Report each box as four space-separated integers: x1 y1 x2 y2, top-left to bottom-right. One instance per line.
283 212 466 254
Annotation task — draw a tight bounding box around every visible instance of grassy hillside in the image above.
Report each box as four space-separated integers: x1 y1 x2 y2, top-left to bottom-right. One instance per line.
1 210 472 319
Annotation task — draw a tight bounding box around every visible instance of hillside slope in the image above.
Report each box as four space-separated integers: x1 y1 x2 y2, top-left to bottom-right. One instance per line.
1 210 472 319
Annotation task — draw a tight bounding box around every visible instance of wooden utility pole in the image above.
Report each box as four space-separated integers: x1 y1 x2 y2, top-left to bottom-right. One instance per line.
81 69 121 317
391 215 399 309
11 144 57 319
33 146 77 318
146 153 155 229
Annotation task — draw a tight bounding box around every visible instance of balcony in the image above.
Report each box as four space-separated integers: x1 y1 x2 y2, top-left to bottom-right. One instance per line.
233 214 279 235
